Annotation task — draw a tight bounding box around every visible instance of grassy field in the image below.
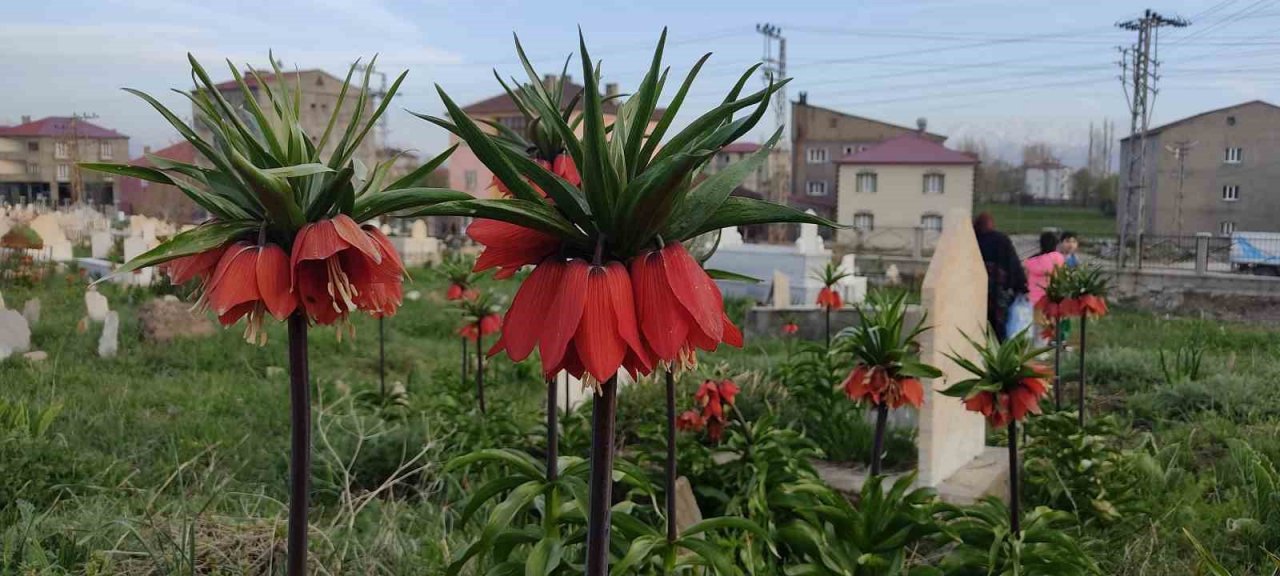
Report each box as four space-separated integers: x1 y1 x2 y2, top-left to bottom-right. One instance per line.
975 202 1115 237
3 262 1280 573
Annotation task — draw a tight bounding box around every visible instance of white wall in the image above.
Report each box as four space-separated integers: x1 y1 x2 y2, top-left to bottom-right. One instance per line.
835 163 974 244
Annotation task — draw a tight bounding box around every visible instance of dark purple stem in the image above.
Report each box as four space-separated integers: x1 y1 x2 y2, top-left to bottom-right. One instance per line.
665 369 677 542
585 377 618 576
286 313 311 576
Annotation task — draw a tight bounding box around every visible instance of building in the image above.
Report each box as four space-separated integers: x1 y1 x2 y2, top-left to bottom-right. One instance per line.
791 93 947 223
197 69 381 169
1119 100 1280 236
834 133 977 246
1023 162 1073 201
0 116 129 205
448 76 662 198
117 141 204 222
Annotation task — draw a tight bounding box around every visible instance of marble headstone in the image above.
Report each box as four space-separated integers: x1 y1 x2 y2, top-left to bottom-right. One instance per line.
98 311 119 358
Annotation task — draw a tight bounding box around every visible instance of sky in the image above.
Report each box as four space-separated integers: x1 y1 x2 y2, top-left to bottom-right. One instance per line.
3 0 1278 166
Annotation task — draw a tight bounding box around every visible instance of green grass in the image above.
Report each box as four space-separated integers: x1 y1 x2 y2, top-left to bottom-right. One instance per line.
976 202 1115 236
4 262 1280 573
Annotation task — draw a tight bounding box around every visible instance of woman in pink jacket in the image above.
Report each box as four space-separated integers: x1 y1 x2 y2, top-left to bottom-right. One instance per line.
1024 231 1065 345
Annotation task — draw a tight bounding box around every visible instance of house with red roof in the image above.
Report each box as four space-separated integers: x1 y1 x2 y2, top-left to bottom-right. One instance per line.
116 141 206 222
0 115 129 205
834 133 977 246
447 75 664 204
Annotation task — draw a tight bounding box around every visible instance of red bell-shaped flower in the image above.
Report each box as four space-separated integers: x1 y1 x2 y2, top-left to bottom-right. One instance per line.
204 241 296 343
468 219 561 280
630 243 742 365
291 214 405 325
165 245 228 286
491 258 650 383
816 286 843 310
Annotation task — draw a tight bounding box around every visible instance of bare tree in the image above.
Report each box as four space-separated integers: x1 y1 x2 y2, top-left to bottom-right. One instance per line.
1021 142 1058 166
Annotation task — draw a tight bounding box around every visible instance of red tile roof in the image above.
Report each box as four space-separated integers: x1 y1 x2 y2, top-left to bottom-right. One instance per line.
460 82 665 121
721 142 761 154
836 133 976 165
0 116 127 139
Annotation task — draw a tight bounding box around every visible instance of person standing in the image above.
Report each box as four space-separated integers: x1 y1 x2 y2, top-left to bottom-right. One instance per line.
1024 231 1066 346
974 213 1027 341
1058 230 1080 268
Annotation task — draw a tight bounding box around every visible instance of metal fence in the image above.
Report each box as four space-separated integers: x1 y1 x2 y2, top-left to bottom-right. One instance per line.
1124 233 1280 275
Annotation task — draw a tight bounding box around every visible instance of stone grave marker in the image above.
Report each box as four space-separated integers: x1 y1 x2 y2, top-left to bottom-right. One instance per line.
98 311 119 358
0 310 32 360
674 477 704 534
771 270 791 308
411 219 428 239
91 231 112 259
85 290 109 322
885 264 901 285
794 210 826 254
0 290 6 310
916 208 990 487
21 299 39 326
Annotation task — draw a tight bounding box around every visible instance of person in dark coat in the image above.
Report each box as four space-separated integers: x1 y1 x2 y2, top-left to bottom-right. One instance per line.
973 212 1027 341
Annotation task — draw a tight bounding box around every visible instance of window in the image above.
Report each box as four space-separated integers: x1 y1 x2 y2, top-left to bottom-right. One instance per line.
716 153 731 168
923 173 945 194
806 147 828 164
856 172 878 193
25 162 39 175
1220 221 1236 235
54 141 69 159
99 141 113 159
853 212 875 231
26 141 38 152
921 214 943 231
1222 184 1240 201
1224 147 1242 164
463 170 477 192
806 180 828 196
497 115 527 131
56 164 70 181
1227 116 1237 126
842 145 856 156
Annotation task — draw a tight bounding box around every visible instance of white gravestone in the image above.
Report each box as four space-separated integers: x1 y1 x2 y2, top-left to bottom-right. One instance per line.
795 210 826 254
98 311 119 358
85 290 110 323
411 219 428 239
719 225 744 248
0 310 32 359
836 254 869 305
122 236 154 286
916 208 990 487
885 264 901 286
91 231 112 259
21 299 39 326
771 270 792 308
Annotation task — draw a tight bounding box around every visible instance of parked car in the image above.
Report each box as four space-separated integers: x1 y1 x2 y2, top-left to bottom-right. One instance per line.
1230 231 1280 275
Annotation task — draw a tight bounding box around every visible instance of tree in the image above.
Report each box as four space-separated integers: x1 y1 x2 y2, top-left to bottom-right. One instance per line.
1021 142 1058 166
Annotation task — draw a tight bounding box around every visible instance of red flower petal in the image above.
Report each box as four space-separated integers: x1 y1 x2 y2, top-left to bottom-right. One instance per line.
603 261 651 375
166 246 226 285
553 154 581 187
899 378 924 409
332 214 381 264
539 259 588 374
206 243 259 316
631 249 690 361
468 219 561 279
501 260 565 362
256 244 296 320
721 312 743 348
575 264 629 383
662 244 723 344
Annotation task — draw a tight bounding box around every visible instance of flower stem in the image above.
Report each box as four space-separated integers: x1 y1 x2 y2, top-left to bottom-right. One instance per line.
378 317 386 398
286 312 311 576
1008 419 1020 536
1078 316 1088 427
665 369 677 543
476 321 486 414
585 376 618 576
546 376 559 482
1053 326 1062 410
824 307 831 350
461 336 468 385
871 403 888 476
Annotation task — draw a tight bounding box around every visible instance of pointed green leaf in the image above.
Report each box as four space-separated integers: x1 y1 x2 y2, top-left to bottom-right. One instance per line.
685 196 839 239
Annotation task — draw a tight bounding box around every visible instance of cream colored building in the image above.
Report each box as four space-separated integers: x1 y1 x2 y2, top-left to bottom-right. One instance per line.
835 134 977 247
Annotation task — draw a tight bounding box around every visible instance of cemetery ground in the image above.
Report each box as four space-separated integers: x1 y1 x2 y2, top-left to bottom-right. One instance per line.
4 265 1280 574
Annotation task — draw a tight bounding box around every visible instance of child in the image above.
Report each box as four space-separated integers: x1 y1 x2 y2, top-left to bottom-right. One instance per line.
1024 231 1065 345
1058 230 1080 268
